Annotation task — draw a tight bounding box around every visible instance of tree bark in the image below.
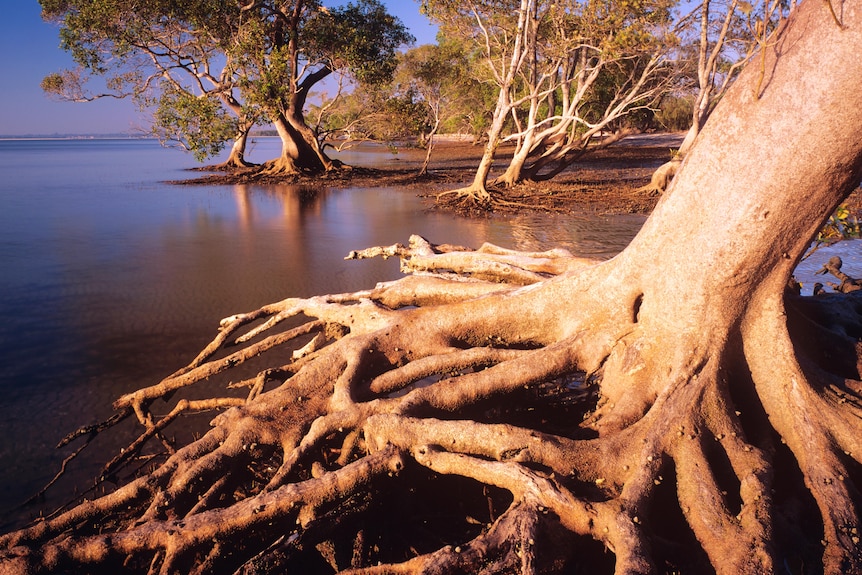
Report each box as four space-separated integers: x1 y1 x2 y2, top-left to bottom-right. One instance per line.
437 72 511 203
266 113 329 174
218 124 255 169
643 0 759 193
3 2 862 574
437 0 534 204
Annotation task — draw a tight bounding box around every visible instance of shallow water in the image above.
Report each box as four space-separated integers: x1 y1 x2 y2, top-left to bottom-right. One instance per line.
0 138 645 530
794 240 862 293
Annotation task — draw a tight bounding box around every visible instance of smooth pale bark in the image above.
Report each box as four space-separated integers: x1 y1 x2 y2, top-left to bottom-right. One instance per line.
440 0 534 201
219 126 254 169
629 0 862 320
643 0 758 192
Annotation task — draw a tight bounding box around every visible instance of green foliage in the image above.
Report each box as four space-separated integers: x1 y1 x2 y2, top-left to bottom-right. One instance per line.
395 42 483 136
39 0 412 162
39 0 244 122
654 95 694 131
321 34 502 144
306 0 414 87
153 87 239 162
817 203 862 244
39 73 66 97
383 92 432 139
423 0 677 146
318 83 429 141
800 203 862 264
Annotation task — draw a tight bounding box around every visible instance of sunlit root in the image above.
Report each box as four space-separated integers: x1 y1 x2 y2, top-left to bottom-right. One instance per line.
260 156 303 176
3 226 862 574
8 4 862 571
347 234 597 284
631 157 682 196
434 184 545 212
435 183 493 206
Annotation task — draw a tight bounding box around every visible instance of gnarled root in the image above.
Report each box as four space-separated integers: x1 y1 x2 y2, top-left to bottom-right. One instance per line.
435 182 494 208
434 184 541 212
631 157 682 196
2 237 862 574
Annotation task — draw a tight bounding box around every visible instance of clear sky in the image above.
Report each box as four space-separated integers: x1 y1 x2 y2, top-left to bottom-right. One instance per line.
0 2 438 137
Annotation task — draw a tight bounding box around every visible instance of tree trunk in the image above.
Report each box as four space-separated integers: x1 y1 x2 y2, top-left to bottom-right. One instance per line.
266 114 327 174
438 100 508 203
642 0 754 193
215 91 256 170
494 123 536 187
437 0 535 205
286 104 335 172
418 118 439 176
636 87 703 193
3 2 862 574
218 125 255 169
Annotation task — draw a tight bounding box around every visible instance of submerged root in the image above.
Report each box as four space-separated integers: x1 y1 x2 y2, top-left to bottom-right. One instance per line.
2 236 862 574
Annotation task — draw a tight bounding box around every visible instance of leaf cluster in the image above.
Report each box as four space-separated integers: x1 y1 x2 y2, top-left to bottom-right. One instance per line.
41 0 236 72
817 203 862 244
153 86 239 162
305 0 415 86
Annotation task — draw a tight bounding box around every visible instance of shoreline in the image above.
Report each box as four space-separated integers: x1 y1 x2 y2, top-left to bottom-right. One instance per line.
183 134 686 216
179 132 862 220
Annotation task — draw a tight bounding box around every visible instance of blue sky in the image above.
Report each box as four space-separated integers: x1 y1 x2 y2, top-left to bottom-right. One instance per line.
0 2 438 136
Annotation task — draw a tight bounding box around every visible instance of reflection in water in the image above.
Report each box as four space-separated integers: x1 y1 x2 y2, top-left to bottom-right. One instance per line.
233 184 325 231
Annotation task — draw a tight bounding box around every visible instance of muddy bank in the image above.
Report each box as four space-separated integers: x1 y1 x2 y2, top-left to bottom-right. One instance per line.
182 134 680 214
184 133 862 218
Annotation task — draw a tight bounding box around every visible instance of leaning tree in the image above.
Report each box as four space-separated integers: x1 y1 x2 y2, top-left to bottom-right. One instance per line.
424 0 678 204
3 0 862 573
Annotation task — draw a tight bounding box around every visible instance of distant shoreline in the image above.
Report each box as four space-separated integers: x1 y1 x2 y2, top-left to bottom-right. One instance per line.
0 134 147 141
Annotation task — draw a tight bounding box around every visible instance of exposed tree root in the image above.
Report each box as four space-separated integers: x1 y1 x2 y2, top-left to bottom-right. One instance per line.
1 232 861 574
435 183 493 207
216 156 257 171
434 183 548 213
631 157 682 196
260 156 305 176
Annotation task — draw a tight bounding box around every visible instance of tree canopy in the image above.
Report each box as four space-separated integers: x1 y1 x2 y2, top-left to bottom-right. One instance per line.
40 0 251 163
422 0 681 203
40 0 413 171
39 0 772 190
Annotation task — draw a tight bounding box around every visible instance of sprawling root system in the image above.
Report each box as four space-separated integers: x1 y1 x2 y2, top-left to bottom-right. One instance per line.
1 235 861 575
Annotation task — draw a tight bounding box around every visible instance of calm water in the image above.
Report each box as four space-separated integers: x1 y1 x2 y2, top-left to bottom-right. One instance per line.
0 138 646 530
